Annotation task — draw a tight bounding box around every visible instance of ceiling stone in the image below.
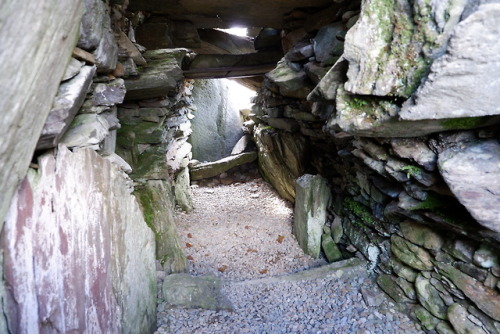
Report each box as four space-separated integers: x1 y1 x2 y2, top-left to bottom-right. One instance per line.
128 0 333 29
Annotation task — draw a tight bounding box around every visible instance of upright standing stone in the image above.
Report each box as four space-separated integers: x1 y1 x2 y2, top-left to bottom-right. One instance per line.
293 174 331 258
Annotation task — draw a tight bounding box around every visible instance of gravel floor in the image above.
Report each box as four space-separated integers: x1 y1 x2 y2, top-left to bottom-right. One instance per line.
156 179 424 334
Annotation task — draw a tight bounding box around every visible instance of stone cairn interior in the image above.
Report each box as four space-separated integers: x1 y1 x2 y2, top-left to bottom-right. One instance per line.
0 0 499 333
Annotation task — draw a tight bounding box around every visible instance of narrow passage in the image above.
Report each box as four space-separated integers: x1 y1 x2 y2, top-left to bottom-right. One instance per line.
156 177 423 333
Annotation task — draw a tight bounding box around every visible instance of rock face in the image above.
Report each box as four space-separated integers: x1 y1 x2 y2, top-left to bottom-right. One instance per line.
0 0 84 226
343 0 466 98
135 181 187 273
190 79 244 162
254 124 307 203
400 4 500 120
438 140 500 233
2 147 156 333
293 174 331 258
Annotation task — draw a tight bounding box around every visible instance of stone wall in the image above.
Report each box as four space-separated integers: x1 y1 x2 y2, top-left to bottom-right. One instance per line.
253 1 500 333
0 0 190 332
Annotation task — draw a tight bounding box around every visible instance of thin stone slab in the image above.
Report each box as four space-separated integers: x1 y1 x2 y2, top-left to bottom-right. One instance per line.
36 65 96 150
162 274 233 310
190 152 257 180
293 174 331 258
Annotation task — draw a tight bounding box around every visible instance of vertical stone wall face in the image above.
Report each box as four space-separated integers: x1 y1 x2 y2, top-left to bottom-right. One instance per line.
3 147 156 333
0 0 84 233
254 1 500 333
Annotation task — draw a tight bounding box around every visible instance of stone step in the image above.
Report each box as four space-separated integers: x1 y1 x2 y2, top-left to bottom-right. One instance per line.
161 258 367 311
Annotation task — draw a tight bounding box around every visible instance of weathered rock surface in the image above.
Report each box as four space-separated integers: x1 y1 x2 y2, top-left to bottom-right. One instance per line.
162 274 232 310
254 124 307 202
391 235 433 271
266 59 313 99
60 114 111 149
36 65 96 150
190 79 244 162
174 167 194 212
415 273 448 319
437 262 500 321
190 152 257 180
124 49 187 101
376 274 414 303
2 146 156 333
438 140 500 233
135 180 187 273
293 174 331 258
447 303 488 334
400 4 500 120
0 0 84 227
313 22 345 65
78 0 106 50
321 233 342 262
400 221 444 250
343 0 466 98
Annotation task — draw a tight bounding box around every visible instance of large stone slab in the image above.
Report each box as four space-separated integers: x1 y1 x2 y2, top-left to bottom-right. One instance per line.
327 86 500 137
293 174 331 258
0 0 83 228
78 0 106 50
254 124 307 202
266 59 313 99
391 235 434 271
190 79 244 162
436 262 500 321
128 0 332 29
135 180 187 273
2 146 156 333
343 0 467 98
162 274 232 310
124 49 187 101
190 152 257 180
400 4 500 120
36 65 96 150
438 140 500 233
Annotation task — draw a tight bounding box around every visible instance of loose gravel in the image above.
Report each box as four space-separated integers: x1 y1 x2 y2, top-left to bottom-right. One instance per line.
156 178 424 334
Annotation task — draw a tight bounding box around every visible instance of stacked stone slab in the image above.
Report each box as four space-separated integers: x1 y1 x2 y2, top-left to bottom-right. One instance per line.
252 2 500 333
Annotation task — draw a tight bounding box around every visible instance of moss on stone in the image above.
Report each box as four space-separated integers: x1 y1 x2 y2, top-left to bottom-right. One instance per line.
441 117 489 130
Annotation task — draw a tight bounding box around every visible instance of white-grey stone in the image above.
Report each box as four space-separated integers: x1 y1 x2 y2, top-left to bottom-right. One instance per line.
401 4 500 120
293 174 332 258
190 79 244 162
78 0 106 50
61 58 85 82
231 135 251 155
104 153 133 174
438 140 500 233
60 114 111 149
3 147 156 333
37 65 97 150
92 79 127 106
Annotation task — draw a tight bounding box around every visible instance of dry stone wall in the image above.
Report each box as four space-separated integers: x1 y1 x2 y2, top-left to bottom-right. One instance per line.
253 1 500 333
